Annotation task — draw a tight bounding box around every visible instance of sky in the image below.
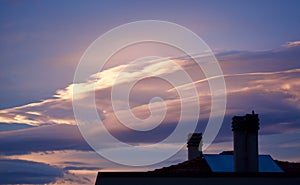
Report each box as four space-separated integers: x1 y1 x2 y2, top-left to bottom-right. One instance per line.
1 0 300 184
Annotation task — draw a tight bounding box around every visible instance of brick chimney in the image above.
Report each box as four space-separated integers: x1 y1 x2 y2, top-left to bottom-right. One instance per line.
187 133 203 160
232 111 260 172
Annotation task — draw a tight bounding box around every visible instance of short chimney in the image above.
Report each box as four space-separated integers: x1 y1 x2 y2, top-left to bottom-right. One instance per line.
232 111 259 172
187 133 203 160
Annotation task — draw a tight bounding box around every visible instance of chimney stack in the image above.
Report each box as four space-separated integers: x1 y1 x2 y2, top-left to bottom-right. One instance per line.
187 133 202 160
232 111 259 172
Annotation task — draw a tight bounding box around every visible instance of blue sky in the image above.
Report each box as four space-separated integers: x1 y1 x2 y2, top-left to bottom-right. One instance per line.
0 1 300 184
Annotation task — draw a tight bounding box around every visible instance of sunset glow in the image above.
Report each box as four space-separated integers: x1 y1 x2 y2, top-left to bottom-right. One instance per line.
1 1 300 184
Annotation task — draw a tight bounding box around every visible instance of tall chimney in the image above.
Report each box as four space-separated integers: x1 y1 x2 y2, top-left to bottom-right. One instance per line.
232 111 259 172
187 133 202 160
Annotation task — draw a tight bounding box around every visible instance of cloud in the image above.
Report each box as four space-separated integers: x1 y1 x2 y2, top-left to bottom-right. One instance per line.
0 158 63 184
0 122 34 132
0 124 91 155
1 148 190 184
0 44 300 138
0 150 104 184
284 41 300 48
217 43 300 74
0 42 300 162
0 57 185 127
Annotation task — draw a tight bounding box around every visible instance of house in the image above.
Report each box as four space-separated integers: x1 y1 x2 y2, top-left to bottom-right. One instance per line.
95 112 300 185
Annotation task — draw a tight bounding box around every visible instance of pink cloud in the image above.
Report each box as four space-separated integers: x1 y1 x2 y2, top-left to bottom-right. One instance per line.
284 41 300 48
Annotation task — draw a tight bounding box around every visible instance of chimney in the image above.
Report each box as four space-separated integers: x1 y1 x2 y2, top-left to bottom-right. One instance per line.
232 111 260 172
187 133 203 160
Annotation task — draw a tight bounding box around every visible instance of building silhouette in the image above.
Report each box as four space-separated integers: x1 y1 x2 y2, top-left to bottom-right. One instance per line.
95 112 300 185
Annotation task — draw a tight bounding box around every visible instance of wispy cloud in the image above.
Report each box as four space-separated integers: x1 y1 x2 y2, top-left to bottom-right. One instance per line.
0 43 300 169
284 41 300 48
0 44 300 138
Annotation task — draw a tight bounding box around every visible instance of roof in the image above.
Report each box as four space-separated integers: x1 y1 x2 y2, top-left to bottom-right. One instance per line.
152 154 299 173
151 157 211 174
96 172 300 185
203 154 233 172
274 160 300 173
203 154 283 172
259 155 283 172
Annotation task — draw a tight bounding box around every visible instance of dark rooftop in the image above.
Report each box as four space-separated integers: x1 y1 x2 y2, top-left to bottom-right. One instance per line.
151 155 299 174
151 157 210 174
274 160 300 173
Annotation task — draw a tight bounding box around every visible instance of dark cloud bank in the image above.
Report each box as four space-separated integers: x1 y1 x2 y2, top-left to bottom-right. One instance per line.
0 158 63 184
